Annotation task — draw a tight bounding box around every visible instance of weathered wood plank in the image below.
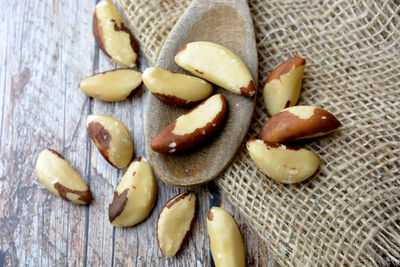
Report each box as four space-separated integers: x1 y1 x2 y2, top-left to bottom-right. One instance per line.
0 0 274 266
0 0 95 265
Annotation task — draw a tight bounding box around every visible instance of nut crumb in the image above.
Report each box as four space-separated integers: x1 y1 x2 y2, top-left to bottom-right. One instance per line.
169 142 176 148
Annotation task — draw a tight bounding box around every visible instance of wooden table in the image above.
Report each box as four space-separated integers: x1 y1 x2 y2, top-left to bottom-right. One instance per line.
0 0 274 266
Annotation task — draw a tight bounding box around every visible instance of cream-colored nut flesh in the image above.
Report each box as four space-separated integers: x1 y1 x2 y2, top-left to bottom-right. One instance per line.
93 0 138 67
87 114 133 169
79 69 142 102
150 94 227 154
207 207 245 267
35 149 92 205
174 41 255 97
173 94 223 135
247 139 320 184
264 56 306 115
109 157 157 227
259 105 341 143
157 192 197 257
143 67 213 108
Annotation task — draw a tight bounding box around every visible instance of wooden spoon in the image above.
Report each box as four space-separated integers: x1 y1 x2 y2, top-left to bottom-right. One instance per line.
144 0 257 187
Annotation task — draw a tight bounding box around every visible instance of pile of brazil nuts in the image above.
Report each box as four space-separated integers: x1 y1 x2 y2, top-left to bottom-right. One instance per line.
35 0 341 264
35 0 247 265
247 57 341 184
147 40 256 154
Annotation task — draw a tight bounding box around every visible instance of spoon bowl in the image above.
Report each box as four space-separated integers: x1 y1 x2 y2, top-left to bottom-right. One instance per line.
145 0 257 187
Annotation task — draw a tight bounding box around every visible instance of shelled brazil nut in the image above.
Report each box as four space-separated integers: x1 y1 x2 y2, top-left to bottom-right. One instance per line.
174 41 256 97
247 139 320 184
87 114 133 169
93 0 139 67
259 105 341 143
157 192 197 257
263 56 306 115
79 69 142 102
207 207 245 267
35 149 92 205
142 67 213 108
151 94 227 154
109 157 157 227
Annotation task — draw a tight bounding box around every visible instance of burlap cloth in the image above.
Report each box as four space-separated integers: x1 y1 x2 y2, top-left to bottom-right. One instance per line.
118 0 400 265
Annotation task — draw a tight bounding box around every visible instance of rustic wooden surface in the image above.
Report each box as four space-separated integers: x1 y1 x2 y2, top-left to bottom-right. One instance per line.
0 0 274 266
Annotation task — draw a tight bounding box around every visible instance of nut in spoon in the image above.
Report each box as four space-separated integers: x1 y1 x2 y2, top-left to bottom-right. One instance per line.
145 0 257 187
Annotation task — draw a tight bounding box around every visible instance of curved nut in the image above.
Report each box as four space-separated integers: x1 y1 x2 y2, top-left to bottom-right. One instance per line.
79 69 142 102
93 0 139 67
247 139 320 184
259 105 341 143
263 56 306 115
174 41 255 97
150 94 227 154
35 149 92 205
157 192 197 257
87 114 133 169
142 67 213 108
109 157 157 227
207 207 245 267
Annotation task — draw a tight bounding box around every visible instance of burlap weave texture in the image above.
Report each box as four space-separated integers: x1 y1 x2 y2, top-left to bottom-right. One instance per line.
119 0 400 265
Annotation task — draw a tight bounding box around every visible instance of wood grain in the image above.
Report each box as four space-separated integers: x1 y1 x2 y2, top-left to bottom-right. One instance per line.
145 0 258 187
0 0 274 266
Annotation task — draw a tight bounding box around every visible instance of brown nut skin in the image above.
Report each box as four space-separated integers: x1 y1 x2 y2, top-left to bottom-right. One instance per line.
207 207 245 267
35 149 92 205
79 69 142 102
87 114 133 169
264 56 306 115
150 94 227 154
156 192 197 257
152 93 192 108
259 105 341 143
93 0 139 67
265 56 306 84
